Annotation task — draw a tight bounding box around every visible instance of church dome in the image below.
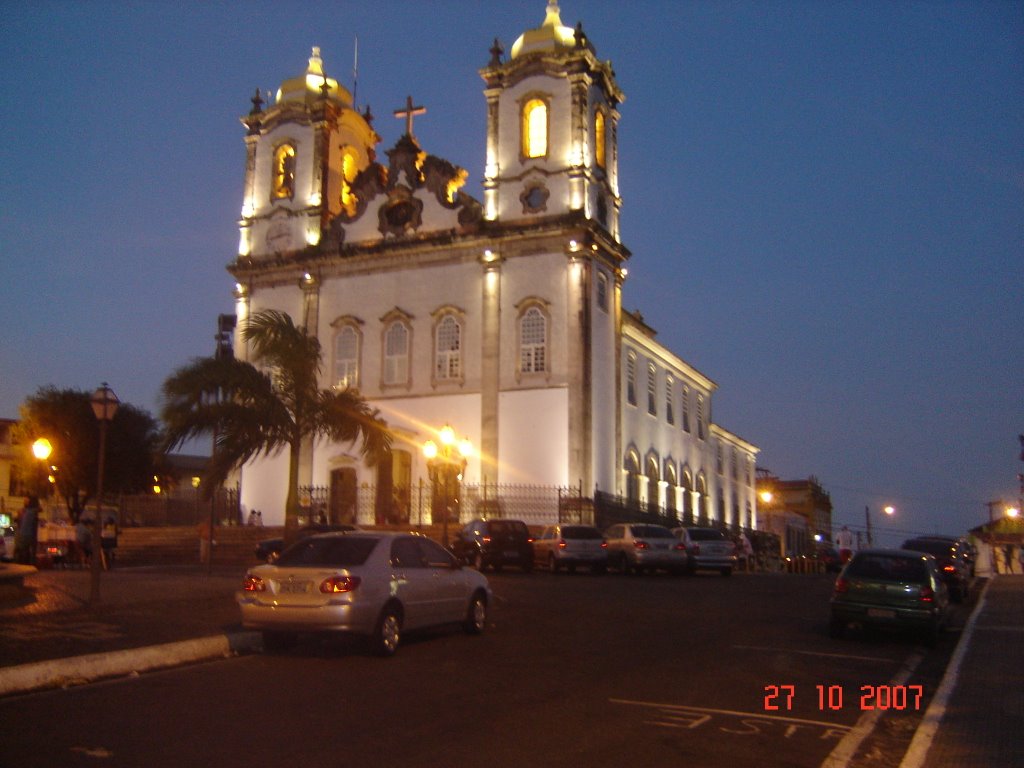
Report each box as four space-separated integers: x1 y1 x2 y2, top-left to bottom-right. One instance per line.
276 47 353 107
510 1 577 59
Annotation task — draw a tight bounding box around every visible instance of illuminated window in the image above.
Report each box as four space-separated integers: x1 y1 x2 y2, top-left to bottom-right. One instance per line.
435 314 462 380
519 306 547 374
384 321 409 386
339 146 358 215
272 143 296 200
522 98 548 159
333 325 360 389
595 109 606 168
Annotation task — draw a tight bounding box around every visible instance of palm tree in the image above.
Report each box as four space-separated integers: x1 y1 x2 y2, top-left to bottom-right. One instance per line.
161 309 391 538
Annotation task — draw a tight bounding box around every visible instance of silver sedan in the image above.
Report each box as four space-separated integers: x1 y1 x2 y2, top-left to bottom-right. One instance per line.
237 531 491 656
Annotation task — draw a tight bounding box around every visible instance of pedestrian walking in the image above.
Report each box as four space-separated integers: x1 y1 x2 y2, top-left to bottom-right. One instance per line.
836 525 855 564
247 510 257 526
13 496 40 565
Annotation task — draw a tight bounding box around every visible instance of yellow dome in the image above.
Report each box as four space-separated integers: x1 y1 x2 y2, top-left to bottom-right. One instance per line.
276 47 353 107
510 1 577 59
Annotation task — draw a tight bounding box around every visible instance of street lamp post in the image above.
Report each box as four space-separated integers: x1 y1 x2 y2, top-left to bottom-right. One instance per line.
423 425 472 547
864 504 895 547
90 383 119 606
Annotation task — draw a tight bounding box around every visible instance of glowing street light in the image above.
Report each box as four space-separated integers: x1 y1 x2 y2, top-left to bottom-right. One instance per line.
423 424 472 547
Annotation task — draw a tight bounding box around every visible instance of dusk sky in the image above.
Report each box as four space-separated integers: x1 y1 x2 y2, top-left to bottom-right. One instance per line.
2 1 1021 546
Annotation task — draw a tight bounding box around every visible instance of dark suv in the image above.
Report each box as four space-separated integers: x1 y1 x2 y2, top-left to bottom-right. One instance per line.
451 519 534 572
900 537 971 602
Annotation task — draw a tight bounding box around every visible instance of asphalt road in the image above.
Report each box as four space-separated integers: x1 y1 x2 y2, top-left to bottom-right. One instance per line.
0 570 966 768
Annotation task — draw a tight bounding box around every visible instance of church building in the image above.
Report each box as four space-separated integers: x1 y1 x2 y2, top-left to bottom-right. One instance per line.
227 2 759 530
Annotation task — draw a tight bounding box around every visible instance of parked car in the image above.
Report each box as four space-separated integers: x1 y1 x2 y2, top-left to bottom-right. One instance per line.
238 531 491 656
450 519 534 572
815 546 843 573
829 548 950 646
913 535 976 577
671 526 737 576
900 537 971 602
532 524 608 573
255 524 359 563
604 523 688 575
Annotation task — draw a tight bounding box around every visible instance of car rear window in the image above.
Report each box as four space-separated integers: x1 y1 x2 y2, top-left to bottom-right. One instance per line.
490 520 528 537
632 525 674 538
688 528 726 541
276 536 377 567
562 526 602 539
846 554 928 582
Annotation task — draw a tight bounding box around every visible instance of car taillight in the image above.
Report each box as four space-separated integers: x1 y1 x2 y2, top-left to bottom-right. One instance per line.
482 536 492 544
600 541 608 549
243 575 265 592
833 577 849 595
634 540 649 549
558 539 567 549
674 542 686 551
320 575 361 593
920 586 934 603
942 565 955 573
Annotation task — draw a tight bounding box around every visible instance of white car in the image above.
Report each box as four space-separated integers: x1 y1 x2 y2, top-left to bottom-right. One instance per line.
672 527 737 576
1 526 14 562
238 531 491 656
603 523 688 575
532 524 608 573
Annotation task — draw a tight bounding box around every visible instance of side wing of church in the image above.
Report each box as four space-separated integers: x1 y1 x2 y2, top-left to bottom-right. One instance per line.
227 2 759 530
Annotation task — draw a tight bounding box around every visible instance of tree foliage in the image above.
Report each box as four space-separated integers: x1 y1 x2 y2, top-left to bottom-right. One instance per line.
161 309 391 536
15 386 161 521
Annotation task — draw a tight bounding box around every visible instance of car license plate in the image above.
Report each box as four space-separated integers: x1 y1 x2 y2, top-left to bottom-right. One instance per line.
867 608 895 619
279 581 310 594
503 550 518 559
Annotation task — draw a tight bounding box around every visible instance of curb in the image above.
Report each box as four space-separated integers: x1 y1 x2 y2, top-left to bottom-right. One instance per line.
0 631 262 698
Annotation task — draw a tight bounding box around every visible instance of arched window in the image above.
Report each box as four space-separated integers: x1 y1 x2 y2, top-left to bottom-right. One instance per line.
666 375 675 425
272 143 296 200
522 98 548 159
435 314 462 381
519 306 547 374
624 450 641 506
383 320 410 386
595 109 606 169
596 271 608 312
646 455 660 510
665 462 678 517
333 324 360 389
682 469 694 525
647 364 657 416
339 146 359 215
682 385 691 433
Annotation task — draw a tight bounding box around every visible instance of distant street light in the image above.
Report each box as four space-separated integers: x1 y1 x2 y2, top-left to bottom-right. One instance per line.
864 504 896 547
89 383 119 606
423 425 472 547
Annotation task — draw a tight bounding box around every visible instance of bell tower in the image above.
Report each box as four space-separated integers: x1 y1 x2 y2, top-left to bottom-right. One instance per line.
238 48 379 259
480 1 624 241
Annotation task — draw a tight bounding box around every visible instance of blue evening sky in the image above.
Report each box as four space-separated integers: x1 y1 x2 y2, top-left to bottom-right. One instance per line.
1 1 1021 545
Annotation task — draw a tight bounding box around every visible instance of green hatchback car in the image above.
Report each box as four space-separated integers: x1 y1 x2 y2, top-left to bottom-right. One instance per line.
829 548 950 646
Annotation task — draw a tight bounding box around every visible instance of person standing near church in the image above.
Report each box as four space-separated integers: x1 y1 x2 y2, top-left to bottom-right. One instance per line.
14 496 40 565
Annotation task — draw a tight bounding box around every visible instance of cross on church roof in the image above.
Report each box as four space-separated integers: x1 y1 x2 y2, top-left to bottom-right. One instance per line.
394 95 426 138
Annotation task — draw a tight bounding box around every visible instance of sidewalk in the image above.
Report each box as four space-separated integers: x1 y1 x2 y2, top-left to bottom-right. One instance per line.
0 564 257 696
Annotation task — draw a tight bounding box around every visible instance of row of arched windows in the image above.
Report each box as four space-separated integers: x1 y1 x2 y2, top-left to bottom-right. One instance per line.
331 303 549 390
625 350 707 439
521 95 611 170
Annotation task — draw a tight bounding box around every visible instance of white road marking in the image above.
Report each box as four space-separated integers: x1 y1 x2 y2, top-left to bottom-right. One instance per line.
610 698 852 731
733 644 894 663
819 650 925 768
897 578 992 768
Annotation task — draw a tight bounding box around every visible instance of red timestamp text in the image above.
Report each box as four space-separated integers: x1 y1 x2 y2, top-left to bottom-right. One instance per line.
763 684 925 712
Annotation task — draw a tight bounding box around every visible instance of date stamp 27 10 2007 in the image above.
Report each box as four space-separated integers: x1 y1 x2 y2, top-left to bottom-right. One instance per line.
763 684 925 713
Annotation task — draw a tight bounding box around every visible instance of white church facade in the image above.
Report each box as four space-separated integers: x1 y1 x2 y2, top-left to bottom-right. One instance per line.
227 2 759 530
